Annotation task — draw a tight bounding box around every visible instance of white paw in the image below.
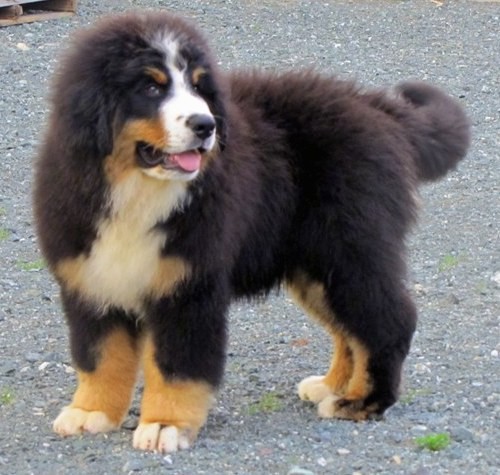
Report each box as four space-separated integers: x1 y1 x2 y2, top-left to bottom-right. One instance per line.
133 423 191 453
53 407 117 436
317 394 342 418
297 375 333 403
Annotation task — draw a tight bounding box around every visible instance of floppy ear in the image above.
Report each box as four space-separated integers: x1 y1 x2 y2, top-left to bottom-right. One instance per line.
59 78 114 159
50 24 120 161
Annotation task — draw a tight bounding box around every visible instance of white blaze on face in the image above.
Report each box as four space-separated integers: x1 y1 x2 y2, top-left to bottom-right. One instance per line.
159 36 216 153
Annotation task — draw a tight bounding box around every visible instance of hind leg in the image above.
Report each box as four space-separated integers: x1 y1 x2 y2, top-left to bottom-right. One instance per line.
289 274 361 410
316 333 375 420
297 330 353 403
297 336 375 420
288 271 415 420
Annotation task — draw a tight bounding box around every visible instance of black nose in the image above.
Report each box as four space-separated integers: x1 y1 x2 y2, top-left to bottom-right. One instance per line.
186 114 216 140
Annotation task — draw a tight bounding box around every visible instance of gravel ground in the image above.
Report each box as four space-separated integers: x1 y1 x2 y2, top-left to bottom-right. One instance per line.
1 1 499 474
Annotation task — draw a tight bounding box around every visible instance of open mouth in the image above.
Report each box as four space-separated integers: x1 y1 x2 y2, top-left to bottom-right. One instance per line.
136 142 203 173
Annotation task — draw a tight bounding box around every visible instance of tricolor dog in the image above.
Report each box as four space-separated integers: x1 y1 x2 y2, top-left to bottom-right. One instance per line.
33 11 470 452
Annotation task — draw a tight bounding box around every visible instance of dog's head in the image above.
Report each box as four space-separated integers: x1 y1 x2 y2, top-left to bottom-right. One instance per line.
53 12 227 183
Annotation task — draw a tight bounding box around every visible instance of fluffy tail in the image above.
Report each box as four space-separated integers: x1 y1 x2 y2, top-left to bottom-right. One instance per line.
396 82 471 182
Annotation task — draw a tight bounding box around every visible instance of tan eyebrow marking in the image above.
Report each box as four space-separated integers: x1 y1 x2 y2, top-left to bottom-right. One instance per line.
145 67 168 85
192 66 207 85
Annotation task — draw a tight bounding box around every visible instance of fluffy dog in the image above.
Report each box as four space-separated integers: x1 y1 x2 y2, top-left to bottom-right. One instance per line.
33 11 470 452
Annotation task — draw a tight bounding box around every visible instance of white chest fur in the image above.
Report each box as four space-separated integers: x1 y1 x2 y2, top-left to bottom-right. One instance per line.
60 173 189 314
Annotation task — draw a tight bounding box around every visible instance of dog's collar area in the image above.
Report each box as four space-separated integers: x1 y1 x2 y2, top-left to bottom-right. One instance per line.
136 142 203 172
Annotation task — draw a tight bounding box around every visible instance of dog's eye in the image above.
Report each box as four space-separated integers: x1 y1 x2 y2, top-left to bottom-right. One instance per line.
192 75 214 97
144 83 164 98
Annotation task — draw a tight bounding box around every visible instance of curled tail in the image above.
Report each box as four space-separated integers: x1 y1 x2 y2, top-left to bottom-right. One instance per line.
396 81 471 182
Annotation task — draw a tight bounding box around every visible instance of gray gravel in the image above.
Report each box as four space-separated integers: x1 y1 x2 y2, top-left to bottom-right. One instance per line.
1 1 499 474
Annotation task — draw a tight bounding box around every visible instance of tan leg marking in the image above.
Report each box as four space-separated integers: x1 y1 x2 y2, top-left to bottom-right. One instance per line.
133 335 215 453
324 330 354 395
318 336 373 420
288 271 375 420
344 337 372 401
297 331 353 406
287 272 331 326
53 327 140 436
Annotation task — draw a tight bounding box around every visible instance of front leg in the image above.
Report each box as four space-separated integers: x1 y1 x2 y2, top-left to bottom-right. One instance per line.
53 295 141 436
133 335 216 452
134 280 228 452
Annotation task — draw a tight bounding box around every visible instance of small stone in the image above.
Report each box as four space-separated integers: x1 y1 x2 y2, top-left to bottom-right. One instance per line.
44 352 64 363
491 350 498 358
411 425 428 432
122 459 147 472
392 455 402 465
337 448 350 455
1 362 17 375
317 457 327 467
316 429 333 442
414 363 431 374
414 283 428 295
448 447 463 460
25 352 41 363
450 427 474 442
412 467 431 475
287 467 315 475
121 417 138 430
491 271 500 287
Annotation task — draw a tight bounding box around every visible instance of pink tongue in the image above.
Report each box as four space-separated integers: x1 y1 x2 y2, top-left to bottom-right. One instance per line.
170 150 202 172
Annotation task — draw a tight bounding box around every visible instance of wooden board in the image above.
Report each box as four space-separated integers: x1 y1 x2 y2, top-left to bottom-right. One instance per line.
0 0 77 27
